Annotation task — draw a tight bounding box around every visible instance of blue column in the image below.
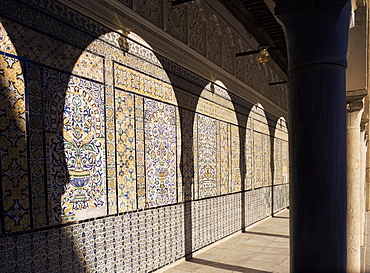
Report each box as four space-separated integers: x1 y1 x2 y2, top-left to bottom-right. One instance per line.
275 1 351 272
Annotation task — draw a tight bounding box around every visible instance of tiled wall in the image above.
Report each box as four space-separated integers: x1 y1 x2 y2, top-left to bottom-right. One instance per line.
0 0 289 272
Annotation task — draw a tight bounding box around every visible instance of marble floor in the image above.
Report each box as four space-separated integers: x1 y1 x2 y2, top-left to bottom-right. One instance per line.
160 209 290 273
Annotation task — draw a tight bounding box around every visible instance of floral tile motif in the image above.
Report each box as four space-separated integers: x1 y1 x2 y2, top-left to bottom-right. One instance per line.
115 90 137 212
145 99 177 207
0 54 30 232
46 75 106 223
197 114 217 198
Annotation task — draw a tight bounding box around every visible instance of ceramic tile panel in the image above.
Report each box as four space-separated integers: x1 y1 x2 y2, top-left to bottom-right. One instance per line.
181 108 195 201
115 90 137 212
231 124 241 192
219 121 231 195
176 110 183 203
0 54 30 232
46 74 107 223
273 184 289 213
191 194 242 252
245 128 253 190
0 22 17 55
114 63 177 105
135 96 146 209
263 134 272 187
105 58 117 215
274 138 283 185
145 99 178 207
73 51 104 82
253 132 263 188
27 62 48 228
197 114 217 199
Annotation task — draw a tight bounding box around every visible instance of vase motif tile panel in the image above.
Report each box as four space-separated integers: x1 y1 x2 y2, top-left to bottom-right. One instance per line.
0 54 30 232
115 90 137 212
145 99 178 207
197 114 217 198
47 75 106 223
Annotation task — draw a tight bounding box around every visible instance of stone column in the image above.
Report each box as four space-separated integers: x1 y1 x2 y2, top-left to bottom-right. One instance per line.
360 119 368 246
275 1 351 272
346 100 364 272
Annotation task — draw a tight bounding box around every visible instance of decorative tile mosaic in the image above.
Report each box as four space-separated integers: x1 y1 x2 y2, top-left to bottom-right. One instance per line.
115 90 137 212
0 54 30 232
145 99 178 207
219 122 230 194
27 62 48 228
0 1 289 271
263 133 272 187
197 114 217 199
245 127 253 190
135 96 146 209
181 108 195 201
273 184 289 213
231 124 241 192
253 132 263 188
46 75 106 223
114 62 177 105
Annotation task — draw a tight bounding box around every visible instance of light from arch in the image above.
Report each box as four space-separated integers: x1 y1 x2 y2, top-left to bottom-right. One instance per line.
194 80 240 199
53 30 181 222
246 103 271 190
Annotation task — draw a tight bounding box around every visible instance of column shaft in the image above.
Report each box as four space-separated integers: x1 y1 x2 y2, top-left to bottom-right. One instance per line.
346 102 364 272
275 1 351 272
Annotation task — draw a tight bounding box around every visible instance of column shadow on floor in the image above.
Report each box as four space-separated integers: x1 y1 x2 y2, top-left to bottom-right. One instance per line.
189 258 269 273
243 231 289 239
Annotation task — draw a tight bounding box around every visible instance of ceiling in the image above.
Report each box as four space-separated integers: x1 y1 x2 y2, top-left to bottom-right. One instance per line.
220 0 288 72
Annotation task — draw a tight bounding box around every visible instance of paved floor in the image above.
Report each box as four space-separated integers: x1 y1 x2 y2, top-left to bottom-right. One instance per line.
162 209 289 273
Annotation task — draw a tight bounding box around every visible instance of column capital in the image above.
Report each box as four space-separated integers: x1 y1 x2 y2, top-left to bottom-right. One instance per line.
347 99 364 112
275 0 351 70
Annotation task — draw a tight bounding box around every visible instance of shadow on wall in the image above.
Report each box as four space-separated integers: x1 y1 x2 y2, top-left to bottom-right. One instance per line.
0 0 109 270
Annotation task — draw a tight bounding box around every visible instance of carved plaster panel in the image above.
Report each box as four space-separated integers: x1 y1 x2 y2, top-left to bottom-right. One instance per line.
188 1 206 55
135 0 163 28
164 0 187 43
206 14 222 66
222 27 235 74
